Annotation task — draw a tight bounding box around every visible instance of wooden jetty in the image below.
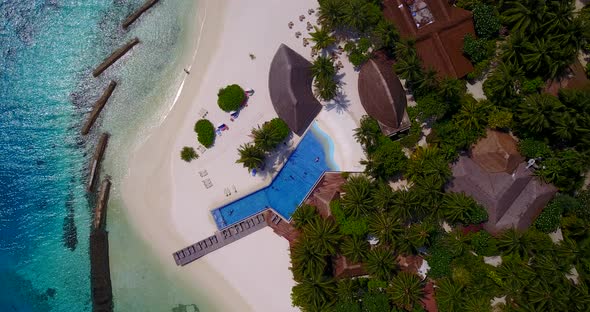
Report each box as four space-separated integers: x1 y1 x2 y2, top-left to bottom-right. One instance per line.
81 81 117 135
173 212 267 266
90 178 113 312
92 38 140 77
122 0 160 29
88 133 110 191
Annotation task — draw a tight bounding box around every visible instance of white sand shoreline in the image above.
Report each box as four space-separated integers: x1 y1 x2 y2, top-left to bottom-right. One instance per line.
120 0 365 311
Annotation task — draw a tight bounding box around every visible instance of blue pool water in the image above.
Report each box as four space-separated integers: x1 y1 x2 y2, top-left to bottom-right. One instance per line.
212 123 339 228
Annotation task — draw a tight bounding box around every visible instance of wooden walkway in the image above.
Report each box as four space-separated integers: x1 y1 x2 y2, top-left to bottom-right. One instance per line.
173 213 267 266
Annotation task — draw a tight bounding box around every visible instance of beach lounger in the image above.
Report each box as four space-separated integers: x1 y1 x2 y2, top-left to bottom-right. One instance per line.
197 145 207 154
199 170 208 177
243 221 251 229
188 246 195 254
199 108 208 118
196 244 203 251
212 236 218 244
174 253 180 260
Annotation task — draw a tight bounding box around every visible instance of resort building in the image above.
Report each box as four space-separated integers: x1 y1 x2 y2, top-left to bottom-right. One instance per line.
269 44 322 136
446 130 558 234
383 0 476 78
358 53 411 136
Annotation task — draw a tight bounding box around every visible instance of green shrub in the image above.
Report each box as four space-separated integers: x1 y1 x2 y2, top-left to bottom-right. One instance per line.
551 194 582 217
363 137 408 180
473 4 501 39
194 119 215 147
470 231 498 256
463 34 493 64
468 205 488 224
586 62 590 78
521 77 544 94
575 191 590 220
180 147 198 162
517 139 551 159
487 108 512 129
399 122 423 149
217 84 245 112
414 94 448 122
427 244 453 278
534 197 565 233
331 199 369 236
451 266 472 286
367 279 388 292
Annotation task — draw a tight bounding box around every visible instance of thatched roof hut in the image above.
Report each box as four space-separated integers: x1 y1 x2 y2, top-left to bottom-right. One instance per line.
447 132 557 234
269 44 322 136
358 54 411 136
383 0 475 78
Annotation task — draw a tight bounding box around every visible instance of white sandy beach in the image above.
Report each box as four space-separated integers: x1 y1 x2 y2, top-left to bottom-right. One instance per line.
121 0 365 311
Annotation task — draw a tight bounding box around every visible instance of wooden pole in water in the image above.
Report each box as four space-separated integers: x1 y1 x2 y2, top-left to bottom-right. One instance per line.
81 81 117 135
92 38 139 77
93 178 111 231
122 0 161 29
87 133 110 192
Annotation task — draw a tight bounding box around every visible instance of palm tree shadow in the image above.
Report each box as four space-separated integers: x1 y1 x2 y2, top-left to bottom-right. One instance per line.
324 89 351 114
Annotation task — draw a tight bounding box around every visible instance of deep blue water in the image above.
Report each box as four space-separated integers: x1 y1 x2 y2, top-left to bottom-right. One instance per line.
0 1 192 311
212 123 339 229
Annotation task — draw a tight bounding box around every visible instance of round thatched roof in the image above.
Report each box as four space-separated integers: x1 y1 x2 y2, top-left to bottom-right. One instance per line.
358 56 408 135
471 130 524 173
268 44 322 136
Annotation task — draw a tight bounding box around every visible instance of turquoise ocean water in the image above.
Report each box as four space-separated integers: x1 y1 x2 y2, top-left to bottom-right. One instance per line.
0 1 206 311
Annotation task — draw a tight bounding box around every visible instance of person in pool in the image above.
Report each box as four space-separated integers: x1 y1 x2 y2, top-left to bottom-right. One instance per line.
314 157 320 162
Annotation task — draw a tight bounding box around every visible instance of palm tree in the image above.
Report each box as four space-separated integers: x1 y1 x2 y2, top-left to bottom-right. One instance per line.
309 26 336 52
438 77 466 103
406 221 435 250
406 146 451 187
291 275 337 312
482 61 523 106
462 295 492 312
372 182 396 213
353 115 381 152
415 67 439 95
394 53 423 83
290 239 328 281
341 236 369 263
236 143 265 172
392 189 420 222
435 278 463 312
317 0 345 30
311 56 336 80
388 272 424 311
522 36 562 78
372 19 400 54
364 247 397 281
394 38 417 60
341 175 374 218
251 124 281 152
368 213 403 247
441 192 483 225
342 0 374 33
517 93 564 135
453 100 489 132
501 0 548 35
303 218 342 255
525 280 568 311
496 229 533 260
292 204 319 229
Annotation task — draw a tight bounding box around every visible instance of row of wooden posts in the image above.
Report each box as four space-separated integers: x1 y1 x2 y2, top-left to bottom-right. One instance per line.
86 1 160 311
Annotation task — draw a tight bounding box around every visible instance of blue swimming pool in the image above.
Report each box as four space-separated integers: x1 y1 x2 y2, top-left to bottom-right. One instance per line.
211 123 338 229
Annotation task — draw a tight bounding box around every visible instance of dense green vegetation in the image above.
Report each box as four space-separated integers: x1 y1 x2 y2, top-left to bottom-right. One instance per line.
180 146 198 162
289 1 590 311
194 119 215 148
312 56 339 101
217 84 245 112
236 118 291 172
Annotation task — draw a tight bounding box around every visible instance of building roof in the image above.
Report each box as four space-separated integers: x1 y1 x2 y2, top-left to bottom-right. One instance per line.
383 0 475 78
447 157 557 234
544 60 590 96
471 130 524 174
268 44 322 136
358 53 411 136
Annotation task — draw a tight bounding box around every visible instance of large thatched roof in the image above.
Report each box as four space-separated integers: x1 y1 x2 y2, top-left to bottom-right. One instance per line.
269 44 322 136
358 54 410 136
447 132 557 234
471 130 524 174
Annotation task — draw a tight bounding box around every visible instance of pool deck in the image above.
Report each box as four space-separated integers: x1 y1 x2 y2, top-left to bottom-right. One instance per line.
173 212 268 266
